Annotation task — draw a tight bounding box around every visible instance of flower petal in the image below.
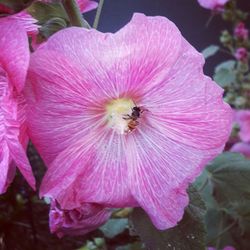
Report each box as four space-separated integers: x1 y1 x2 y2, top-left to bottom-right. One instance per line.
235 110 250 142
0 19 29 92
77 0 98 13
49 201 111 237
230 142 250 158
37 13 182 98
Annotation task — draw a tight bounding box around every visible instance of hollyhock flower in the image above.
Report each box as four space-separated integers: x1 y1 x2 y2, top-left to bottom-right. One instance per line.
234 47 248 61
208 246 235 250
49 200 111 237
0 11 39 36
230 142 250 158
41 0 98 13
25 13 232 230
197 0 229 11
235 110 250 142
234 22 249 40
0 20 35 194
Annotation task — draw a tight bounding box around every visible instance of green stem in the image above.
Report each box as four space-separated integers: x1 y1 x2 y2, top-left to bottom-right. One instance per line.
93 0 105 29
62 0 85 27
208 220 237 247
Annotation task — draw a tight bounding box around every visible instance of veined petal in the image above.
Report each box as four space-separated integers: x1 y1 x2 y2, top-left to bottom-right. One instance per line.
141 39 232 150
126 121 220 229
0 20 29 92
0 141 11 193
26 50 106 166
36 13 182 99
40 132 136 209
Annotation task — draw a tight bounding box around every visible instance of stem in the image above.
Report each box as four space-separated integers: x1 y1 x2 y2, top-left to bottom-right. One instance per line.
208 220 237 247
62 0 85 27
93 0 105 29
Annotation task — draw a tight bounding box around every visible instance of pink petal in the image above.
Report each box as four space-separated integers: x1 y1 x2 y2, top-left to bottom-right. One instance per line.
0 142 11 193
77 0 98 13
0 96 35 191
0 20 29 92
230 142 250 158
197 0 229 10
36 13 182 98
1 10 39 36
235 110 250 142
49 200 111 237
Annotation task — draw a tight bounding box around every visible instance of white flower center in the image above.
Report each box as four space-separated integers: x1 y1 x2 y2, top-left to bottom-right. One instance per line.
105 98 137 134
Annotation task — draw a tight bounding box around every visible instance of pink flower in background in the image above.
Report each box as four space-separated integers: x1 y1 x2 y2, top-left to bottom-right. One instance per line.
41 0 98 13
77 0 98 13
197 0 229 10
235 110 250 142
208 246 235 250
49 201 111 237
234 47 248 61
0 11 39 36
230 142 250 158
25 13 232 230
234 22 249 40
0 20 35 194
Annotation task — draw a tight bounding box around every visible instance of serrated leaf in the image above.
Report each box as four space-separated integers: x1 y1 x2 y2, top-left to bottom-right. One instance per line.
100 218 128 238
130 186 206 250
207 152 250 207
202 45 219 59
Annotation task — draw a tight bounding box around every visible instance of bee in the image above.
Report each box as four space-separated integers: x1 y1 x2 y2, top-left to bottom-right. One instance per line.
123 106 143 132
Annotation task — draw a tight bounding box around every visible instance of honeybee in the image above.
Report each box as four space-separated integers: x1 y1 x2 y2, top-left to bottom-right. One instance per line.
123 106 143 132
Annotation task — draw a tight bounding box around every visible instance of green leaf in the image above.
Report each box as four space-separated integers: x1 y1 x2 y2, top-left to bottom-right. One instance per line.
215 60 236 72
207 152 250 207
27 1 68 24
202 45 219 59
40 17 68 38
130 186 206 250
100 218 128 238
213 60 236 87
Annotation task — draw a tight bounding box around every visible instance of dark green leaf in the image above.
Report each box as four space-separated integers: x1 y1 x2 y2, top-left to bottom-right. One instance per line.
207 152 250 207
130 186 206 250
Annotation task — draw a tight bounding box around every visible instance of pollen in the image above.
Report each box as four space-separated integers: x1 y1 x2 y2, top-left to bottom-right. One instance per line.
105 98 135 134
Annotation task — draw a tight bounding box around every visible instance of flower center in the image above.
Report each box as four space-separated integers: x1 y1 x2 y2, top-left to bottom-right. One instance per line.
105 98 139 134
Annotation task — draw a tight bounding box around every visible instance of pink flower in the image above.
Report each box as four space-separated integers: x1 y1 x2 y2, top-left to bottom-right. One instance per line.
234 22 249 40
0 20 35 194
197 0 229 10
76 0 98 13
208 246 235 250
230 142 250 158
49 200 111 237
41 0 98 13
234 47 248 61
0 11 39 36
25 13 232 230
235 110 250 142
